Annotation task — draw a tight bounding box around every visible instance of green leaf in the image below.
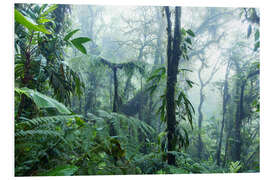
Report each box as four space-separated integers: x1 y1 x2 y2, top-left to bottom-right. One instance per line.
186 29 195 37
15 9 51 34
15 87 71 114
71 37 91 44
75 116 85 126
158 131 167 145
181 28 187 36
37 17 54 24
41 4 58 17
39 4 48 14
64 29 80 41
72 42 87 54
38 165 78 176
254 30 260 41
179 68 193 73
71 37 91 54
185 38 192 45
186 79 195 88
254 41 260 51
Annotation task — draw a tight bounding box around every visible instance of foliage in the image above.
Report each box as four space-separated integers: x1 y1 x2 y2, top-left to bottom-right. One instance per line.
181 28 195 61
15 87 71 114
14 4 260 176
15 9 51 34
38 165 79 176
15 4 88 104
229 161 242 173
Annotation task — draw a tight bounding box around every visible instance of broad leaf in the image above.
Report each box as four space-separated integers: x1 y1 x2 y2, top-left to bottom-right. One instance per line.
40 4 58 17
185 38 192 45
15 9 51 34
15 87 71 114
254 41 260 51
71 37 91 44
37 17 54 24
38 165 78 176
186 29 195 37
64 29 80 41
71 37 91 54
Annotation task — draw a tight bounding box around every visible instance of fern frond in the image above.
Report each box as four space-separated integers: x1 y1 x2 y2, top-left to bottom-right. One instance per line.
15 129 62 138
18 115 82 127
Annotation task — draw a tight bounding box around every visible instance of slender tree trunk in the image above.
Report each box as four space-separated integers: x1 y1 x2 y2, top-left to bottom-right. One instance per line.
233 80 245 161
165 6 182 165
113 67 119 113
109 72 113 109
123 74 132 100
197 87 204 159
216 62 230 165
197 63 205 159
223 124 232 167
110 67 119 136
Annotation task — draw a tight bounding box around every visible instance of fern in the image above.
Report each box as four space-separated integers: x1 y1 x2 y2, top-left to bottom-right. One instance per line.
17 115 81 127
229 161 242 173
15 129 62 138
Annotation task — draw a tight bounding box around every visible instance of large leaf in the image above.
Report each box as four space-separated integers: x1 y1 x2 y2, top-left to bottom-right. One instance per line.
37 17 55 24
15 87 71 114
40 4 58 17
14 9 51 34
186 29 195 37
38 165 78 176
71 37 91 54
254 41 260 51
64 29 80 41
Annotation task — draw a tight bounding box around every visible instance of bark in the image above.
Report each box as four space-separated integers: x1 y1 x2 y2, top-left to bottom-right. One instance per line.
123 74 132 100
112 67 119 113
216 62 231 165
197 87 204 159
233 80 245 161
231 66 259 162
109 72 113 109
84 91 94 117
165 6 182 165
223 121 233 167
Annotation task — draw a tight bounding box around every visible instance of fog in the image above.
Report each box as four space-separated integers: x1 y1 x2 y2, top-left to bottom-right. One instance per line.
14 4 260 175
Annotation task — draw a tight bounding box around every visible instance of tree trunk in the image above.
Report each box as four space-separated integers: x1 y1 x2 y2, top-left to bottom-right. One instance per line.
110 67 119 136
233 80 245 161
216 62 230 165
112 67 119 113
165 6 182 165
197 87 204 159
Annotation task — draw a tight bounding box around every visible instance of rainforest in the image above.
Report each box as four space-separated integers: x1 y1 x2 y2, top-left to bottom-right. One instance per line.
14 4 260 176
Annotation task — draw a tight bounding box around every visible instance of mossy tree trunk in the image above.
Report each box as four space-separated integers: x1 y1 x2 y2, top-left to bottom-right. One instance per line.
165 6 182 165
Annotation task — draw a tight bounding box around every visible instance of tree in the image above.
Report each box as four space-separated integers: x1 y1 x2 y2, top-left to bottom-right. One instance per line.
196 54 220 159
216 60 231 165
164 6 182 165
